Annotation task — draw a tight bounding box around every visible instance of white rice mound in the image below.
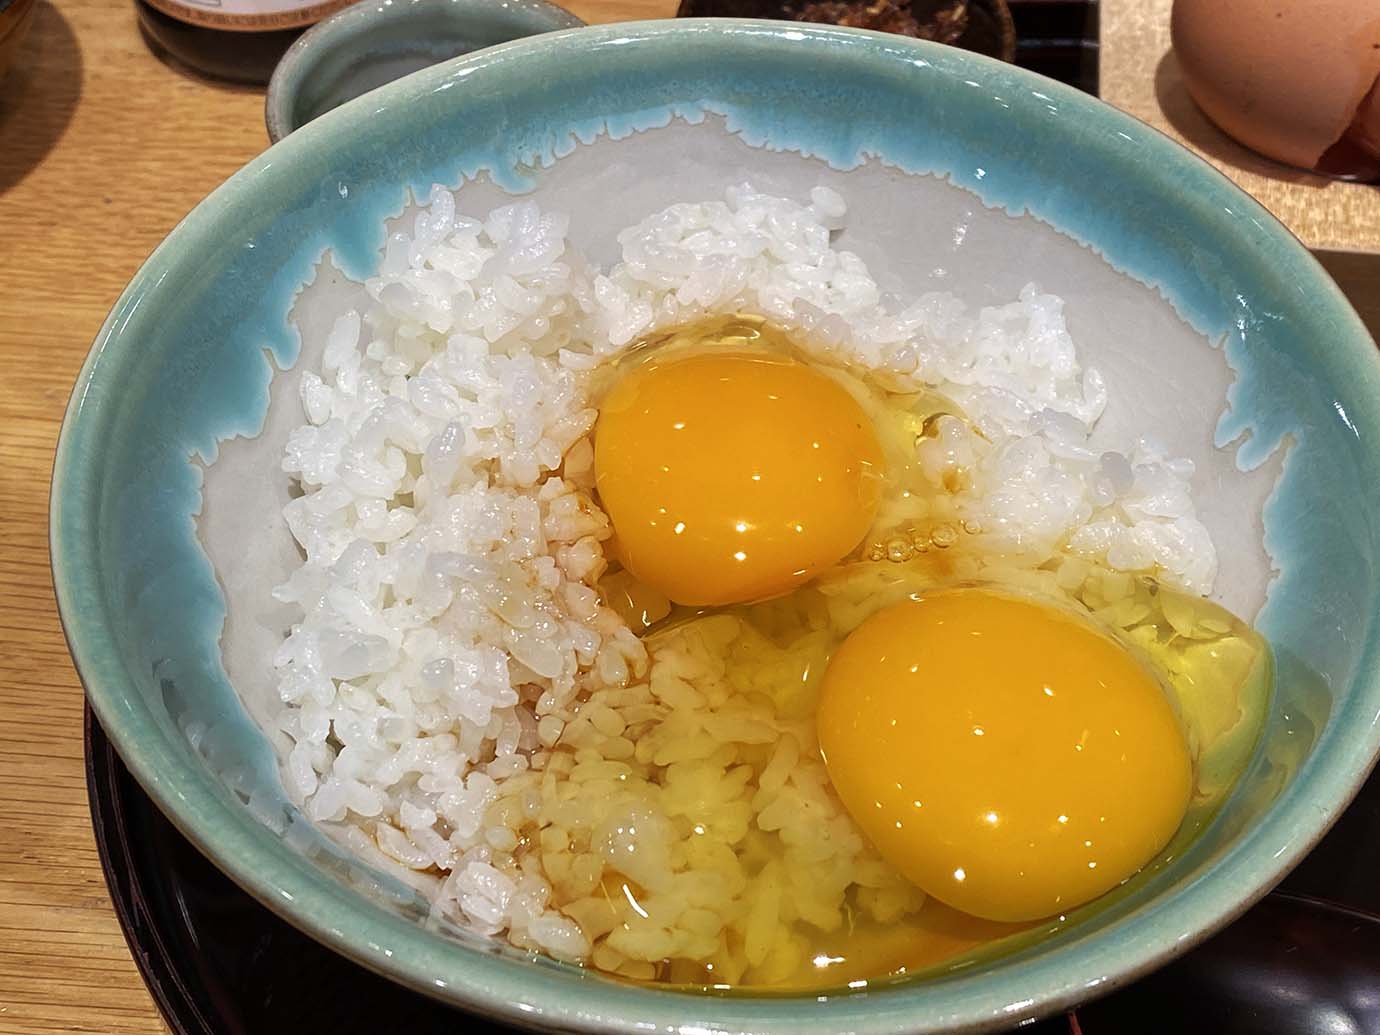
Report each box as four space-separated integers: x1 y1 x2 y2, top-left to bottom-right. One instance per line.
268 184 1217 975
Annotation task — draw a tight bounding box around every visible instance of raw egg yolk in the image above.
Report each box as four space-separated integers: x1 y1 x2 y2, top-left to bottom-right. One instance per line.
594 350 884 606
817 588 1192 923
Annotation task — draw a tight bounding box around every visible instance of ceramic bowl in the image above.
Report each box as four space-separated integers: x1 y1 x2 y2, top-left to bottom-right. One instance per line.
264 0 584 142
53 20 1380 1035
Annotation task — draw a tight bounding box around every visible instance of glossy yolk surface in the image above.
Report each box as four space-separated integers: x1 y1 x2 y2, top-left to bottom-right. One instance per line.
594 350 884 606
816 588 1193 923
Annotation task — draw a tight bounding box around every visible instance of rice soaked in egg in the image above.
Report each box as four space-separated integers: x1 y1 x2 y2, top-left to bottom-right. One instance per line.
265 183 1247 986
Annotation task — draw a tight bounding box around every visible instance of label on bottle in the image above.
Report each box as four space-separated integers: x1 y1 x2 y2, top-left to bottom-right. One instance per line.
142 0 355 32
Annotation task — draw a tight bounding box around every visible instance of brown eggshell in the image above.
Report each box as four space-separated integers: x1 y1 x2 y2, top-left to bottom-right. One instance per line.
1171 0 1380 170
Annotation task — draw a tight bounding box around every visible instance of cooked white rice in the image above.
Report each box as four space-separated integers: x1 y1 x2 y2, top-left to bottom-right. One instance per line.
268 184 1216 975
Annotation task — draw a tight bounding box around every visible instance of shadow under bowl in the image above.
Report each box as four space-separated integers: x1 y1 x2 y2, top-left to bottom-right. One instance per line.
0 0 38 84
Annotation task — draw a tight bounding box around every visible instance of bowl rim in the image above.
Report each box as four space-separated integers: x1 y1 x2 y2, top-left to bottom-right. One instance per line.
53 18 1380 1035
263 0 585 143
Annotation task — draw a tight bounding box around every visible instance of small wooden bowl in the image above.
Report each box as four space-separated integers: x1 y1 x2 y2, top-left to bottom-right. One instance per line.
0 0 37 84
675 0 1017 64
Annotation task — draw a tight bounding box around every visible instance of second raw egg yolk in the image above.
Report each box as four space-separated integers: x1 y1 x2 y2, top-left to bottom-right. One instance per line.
594 350 883 607
817 589 1193 923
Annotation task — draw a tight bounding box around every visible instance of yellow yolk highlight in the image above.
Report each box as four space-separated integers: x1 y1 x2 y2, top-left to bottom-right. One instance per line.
594 350 884 606
817 588 1193 923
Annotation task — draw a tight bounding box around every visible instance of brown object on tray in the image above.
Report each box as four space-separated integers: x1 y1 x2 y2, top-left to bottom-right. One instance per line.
676 0 1015 63
0 0 38 83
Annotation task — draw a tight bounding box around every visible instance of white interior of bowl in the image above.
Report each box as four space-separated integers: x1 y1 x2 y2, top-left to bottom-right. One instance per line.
200 115 1287 976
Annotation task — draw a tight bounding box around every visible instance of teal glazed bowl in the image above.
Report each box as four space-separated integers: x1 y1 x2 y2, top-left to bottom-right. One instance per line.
264 0 584 142
53 20 1380 1035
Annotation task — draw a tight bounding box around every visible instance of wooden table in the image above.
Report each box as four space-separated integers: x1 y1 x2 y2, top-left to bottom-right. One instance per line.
0 2 1374 1033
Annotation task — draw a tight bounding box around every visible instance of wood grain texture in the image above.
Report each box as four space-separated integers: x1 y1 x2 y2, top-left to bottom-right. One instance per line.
1 4 266 1031
0 2 1374 1034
